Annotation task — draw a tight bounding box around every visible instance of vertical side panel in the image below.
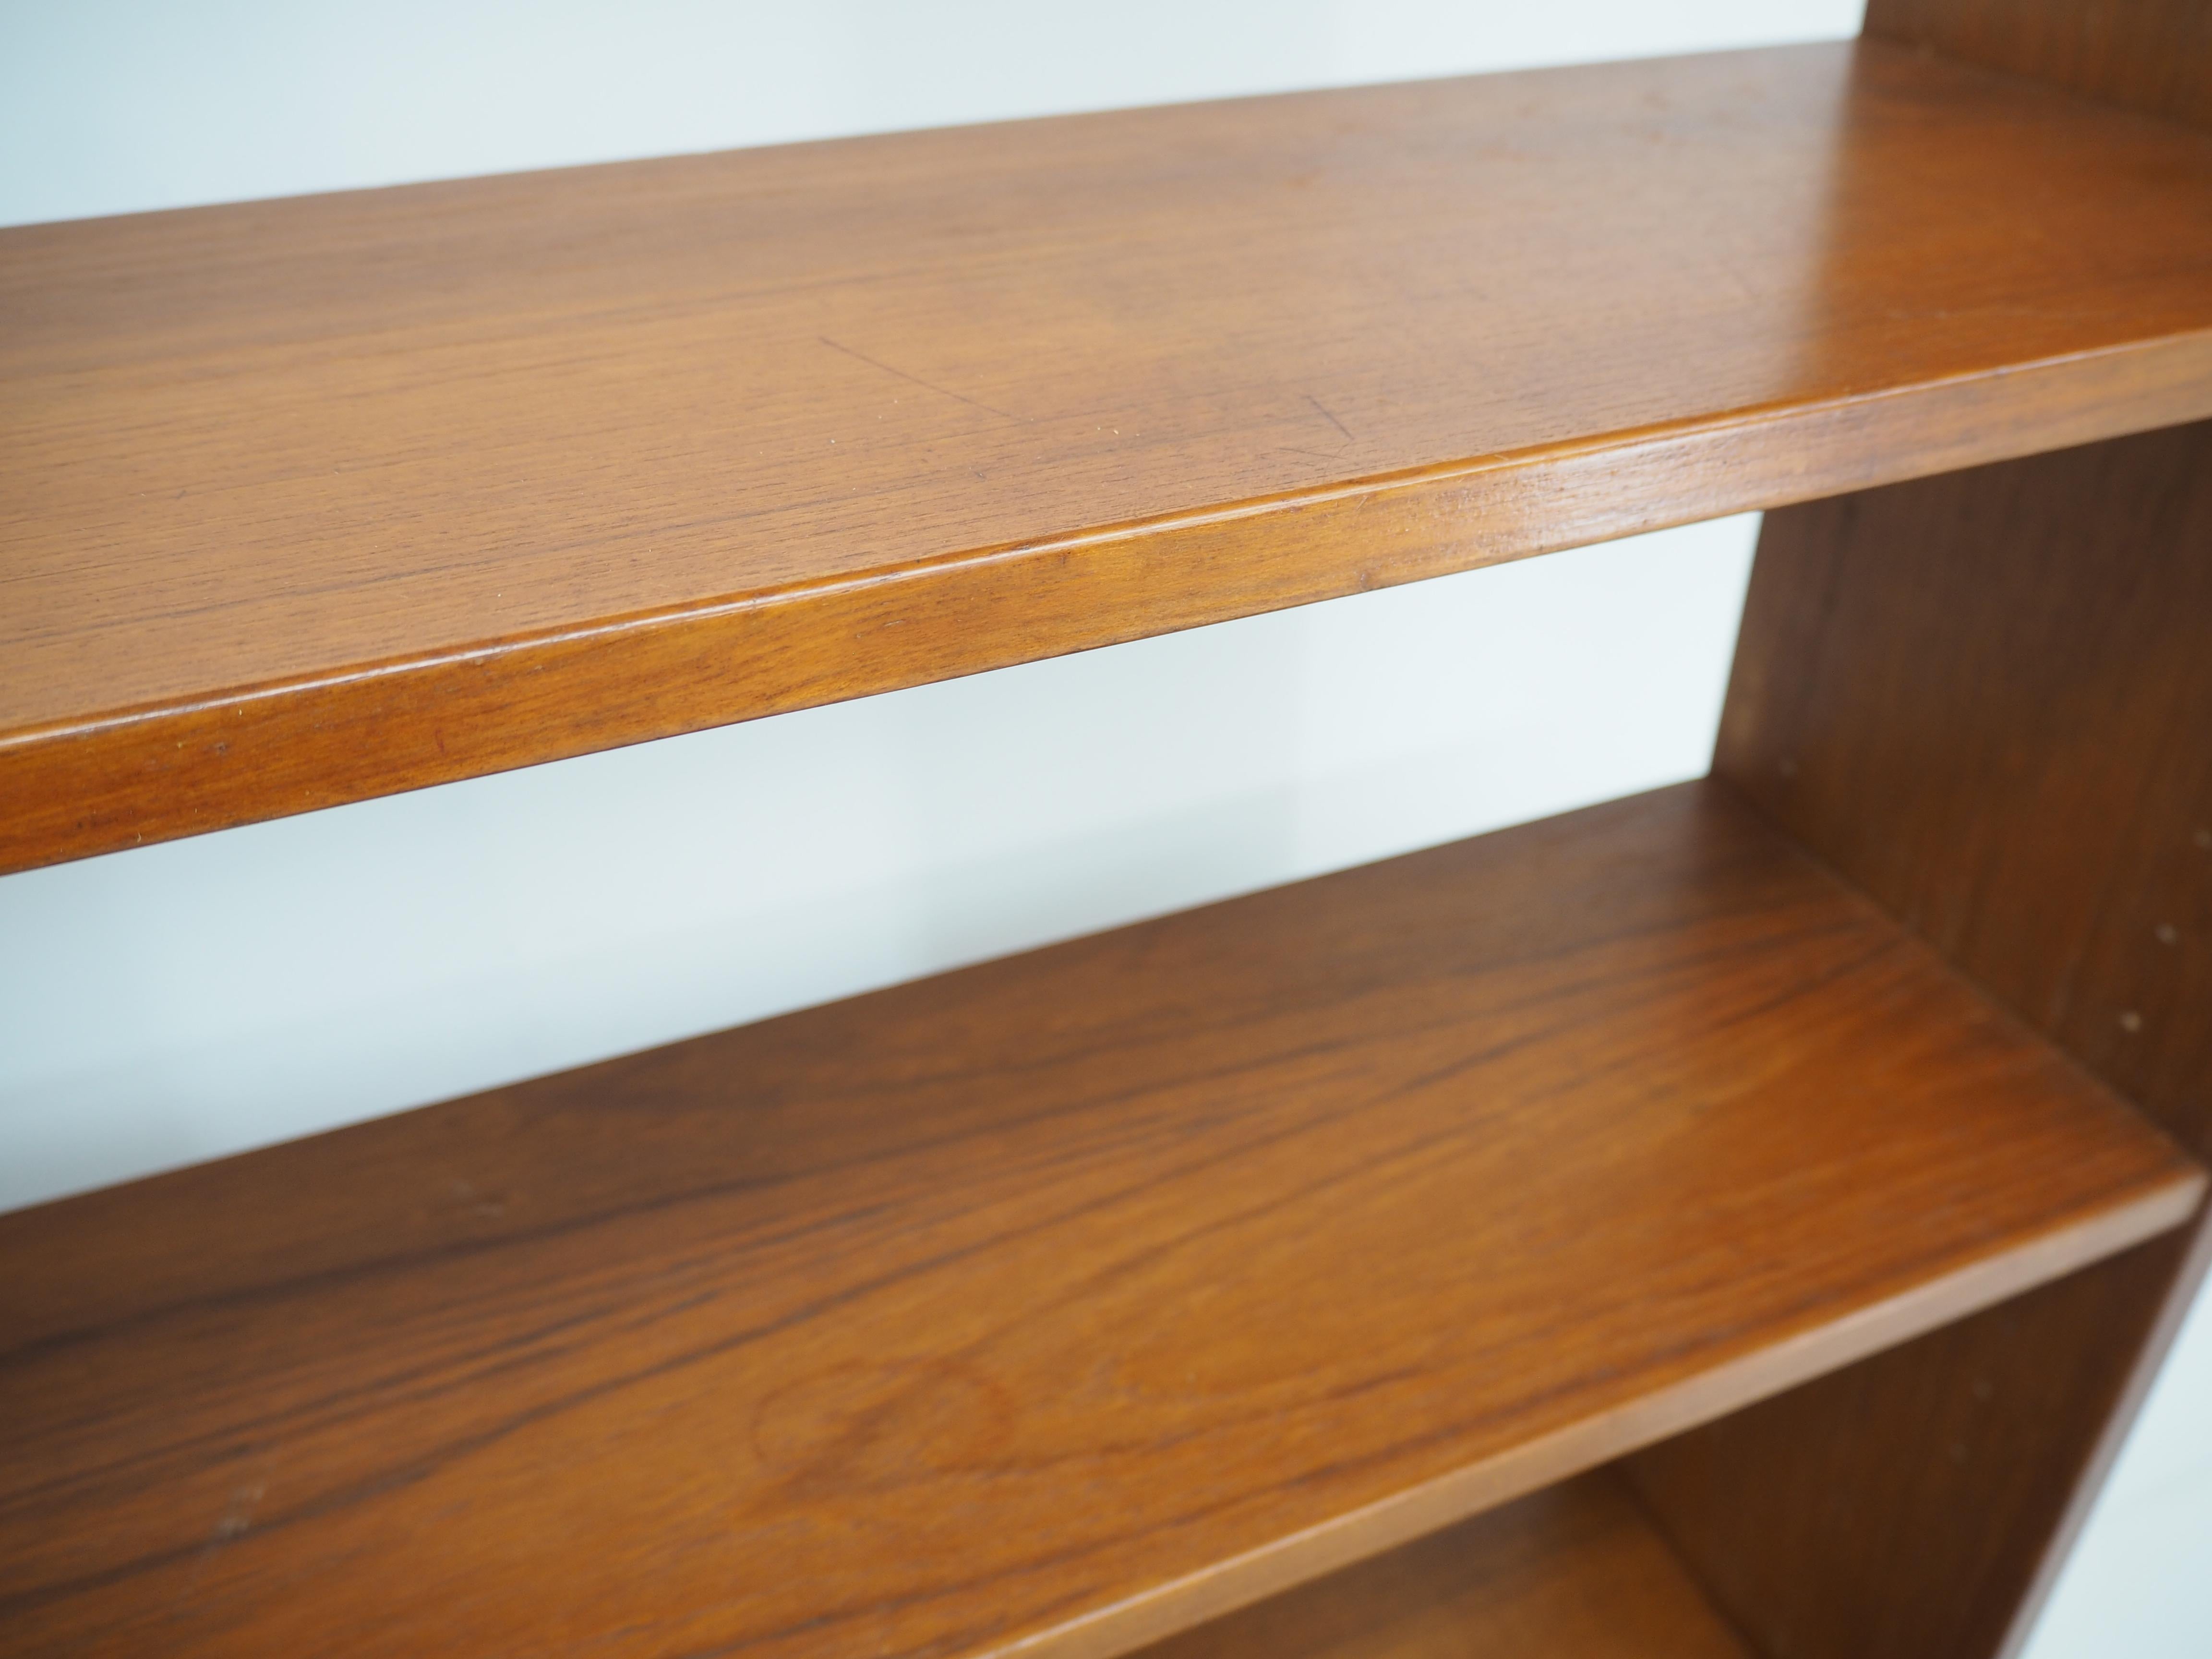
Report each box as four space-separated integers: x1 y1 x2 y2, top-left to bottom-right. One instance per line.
1864 0 2212 130
1628 1227 2209 1659
1632 421 2212 1658
1718 422 2212 1160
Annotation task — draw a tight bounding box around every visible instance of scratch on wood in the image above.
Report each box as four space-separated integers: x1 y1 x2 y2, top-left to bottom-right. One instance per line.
178 1481 266 1609
818 336 1021 422
1303 392 1356 446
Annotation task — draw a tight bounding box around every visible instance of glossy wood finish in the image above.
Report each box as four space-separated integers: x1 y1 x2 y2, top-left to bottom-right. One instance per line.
1720 424 2212 1163
1133 1472 1752 1659
9 40 2212 873
1868 0 2212 128
1 782 2198 1658
1631 421 2212 1657
1630 1224 2211 1659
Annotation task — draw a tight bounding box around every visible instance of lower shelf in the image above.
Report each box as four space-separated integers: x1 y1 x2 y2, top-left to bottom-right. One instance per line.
1137 1470 1751 1659
0 781 2199 1658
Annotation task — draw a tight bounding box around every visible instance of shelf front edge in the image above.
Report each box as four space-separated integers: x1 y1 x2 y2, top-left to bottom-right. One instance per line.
1022 1168 2204 1659
9 330 2212 876
3 781 2204 1659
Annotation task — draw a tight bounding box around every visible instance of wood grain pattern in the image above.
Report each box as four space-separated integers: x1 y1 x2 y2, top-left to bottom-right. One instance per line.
8 40 2212 873
1719 422 2212 1162
1630 421 2212 1657
1867 0 2212 128
1133 1471 1752 1659
0 782 2199 1659
1629 1220 2211 1659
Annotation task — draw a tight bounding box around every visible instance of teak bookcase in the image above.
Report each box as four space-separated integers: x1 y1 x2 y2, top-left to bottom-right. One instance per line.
4 3 2210 1655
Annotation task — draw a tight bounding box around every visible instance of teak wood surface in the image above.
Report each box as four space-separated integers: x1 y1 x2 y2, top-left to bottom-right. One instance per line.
1868 0 2212 128
8 39 2212 872
1630 1226 2208 1659
0 782 2198 1659
1629 419 2212 1659
1135 1471 1751 1659
1621 16 2212 1657
1722 423 2212 1166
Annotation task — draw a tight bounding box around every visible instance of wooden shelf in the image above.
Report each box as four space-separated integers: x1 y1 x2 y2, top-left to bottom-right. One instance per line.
1134 1472 1752 1659
1 781 2197 1658
9 8 2207 1649
7 39 2212 873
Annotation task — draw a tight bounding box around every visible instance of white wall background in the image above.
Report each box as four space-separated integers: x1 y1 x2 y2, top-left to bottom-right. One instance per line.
0 3 2203 1652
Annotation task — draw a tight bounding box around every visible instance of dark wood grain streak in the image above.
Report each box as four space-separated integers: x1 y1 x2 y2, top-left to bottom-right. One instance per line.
0 783 2196 1658
1132 1471 1753 1659
1629 421 2212 1656
1867 0 2212 128
8 40 2212 873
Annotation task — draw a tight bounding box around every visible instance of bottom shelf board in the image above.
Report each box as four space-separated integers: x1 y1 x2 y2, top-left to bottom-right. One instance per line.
0 781 2200 1659
1137 1469 1750 1659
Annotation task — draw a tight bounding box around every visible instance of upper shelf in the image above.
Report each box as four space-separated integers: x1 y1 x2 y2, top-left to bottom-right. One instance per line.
6 39 2212 875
